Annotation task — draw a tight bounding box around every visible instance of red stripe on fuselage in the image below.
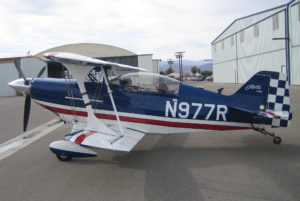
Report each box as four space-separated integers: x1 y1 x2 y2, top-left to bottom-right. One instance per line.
95 113 249 130
37 103 250 131
38 103 88 117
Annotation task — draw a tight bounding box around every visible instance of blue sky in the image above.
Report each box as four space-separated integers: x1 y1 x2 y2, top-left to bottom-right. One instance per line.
0 0 290 60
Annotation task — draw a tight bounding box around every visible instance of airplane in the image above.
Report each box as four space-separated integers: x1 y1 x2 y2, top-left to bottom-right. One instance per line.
8 52 292 161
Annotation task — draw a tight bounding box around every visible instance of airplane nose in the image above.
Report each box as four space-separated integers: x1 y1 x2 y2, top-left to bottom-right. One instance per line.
8 78 32 94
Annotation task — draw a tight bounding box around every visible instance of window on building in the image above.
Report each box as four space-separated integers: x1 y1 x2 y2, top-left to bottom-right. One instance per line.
231 36 234 46
254 24 259 37
97 55 138 67
222 40 224 50
240 31 244 43
273 14 279 30
298 4 300 21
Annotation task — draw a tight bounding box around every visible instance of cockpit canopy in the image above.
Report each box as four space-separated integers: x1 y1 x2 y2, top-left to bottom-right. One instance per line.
110 72 180 96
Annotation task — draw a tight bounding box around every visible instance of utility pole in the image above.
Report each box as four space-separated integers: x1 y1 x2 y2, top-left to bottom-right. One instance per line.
167 59 174 71
175 51 185 82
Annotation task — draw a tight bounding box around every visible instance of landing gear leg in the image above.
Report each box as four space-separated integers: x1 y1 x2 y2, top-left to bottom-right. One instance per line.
251 124 282 145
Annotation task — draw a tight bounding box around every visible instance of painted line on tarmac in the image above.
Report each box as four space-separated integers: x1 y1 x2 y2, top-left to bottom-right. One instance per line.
0 119 64 162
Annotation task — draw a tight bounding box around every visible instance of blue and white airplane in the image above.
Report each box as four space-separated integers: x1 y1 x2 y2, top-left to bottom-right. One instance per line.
9 52 292 161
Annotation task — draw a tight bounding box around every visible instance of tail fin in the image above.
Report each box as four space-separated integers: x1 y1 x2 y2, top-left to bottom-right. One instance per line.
232 71 292 127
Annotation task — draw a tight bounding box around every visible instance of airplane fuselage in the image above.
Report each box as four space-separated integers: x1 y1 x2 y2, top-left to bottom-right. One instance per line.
30 78 256 134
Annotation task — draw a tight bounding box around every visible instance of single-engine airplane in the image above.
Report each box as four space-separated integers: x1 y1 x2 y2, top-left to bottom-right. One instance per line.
8 52 292 161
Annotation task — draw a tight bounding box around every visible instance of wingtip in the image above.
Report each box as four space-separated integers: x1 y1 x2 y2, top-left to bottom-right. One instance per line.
44 52 59 58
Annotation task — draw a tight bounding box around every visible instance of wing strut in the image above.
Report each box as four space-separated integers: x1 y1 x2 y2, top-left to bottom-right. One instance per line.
101 67 124 136
62 63 116 136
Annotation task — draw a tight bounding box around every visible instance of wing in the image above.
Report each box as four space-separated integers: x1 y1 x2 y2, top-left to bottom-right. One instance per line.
65 127 145 152
44 52 148 73
45 52 146 152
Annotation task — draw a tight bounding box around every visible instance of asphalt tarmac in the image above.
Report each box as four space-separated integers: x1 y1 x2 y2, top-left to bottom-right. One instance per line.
0 83 299 201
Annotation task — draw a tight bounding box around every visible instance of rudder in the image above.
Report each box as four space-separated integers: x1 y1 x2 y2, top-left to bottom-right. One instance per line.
264 71 292 127
233 71 292 128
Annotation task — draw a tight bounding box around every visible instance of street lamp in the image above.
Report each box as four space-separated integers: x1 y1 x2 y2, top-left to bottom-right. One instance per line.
167 59 174 71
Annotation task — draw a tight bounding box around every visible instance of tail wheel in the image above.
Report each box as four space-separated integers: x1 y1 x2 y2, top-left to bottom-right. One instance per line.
56 154 72 161
273 136 282 145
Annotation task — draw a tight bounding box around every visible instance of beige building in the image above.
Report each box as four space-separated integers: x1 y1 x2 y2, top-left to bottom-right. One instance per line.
0 43 160 96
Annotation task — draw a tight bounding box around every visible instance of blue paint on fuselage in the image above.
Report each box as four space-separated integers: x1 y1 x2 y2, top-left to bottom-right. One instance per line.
29 78 260 124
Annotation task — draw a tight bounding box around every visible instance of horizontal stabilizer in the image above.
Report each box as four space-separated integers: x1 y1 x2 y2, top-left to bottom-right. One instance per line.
254 110 292 127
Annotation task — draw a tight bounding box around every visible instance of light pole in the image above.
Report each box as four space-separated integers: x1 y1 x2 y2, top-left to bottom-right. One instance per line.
167 59 174 71
175 51 185 82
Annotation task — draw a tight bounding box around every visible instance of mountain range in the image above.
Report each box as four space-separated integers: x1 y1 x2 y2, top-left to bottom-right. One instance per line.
159 59 212 73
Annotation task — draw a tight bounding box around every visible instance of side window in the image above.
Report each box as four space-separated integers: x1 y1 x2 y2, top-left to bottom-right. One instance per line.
119 73 180 96
110 77 121 87
254 24 259 37
273 14 279 31
157 77 180 96
240 31 244 43
298 4 300 22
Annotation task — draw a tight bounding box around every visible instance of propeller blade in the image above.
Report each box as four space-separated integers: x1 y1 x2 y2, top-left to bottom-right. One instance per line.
14 59 29 85
37 66 46 78
23 94 31 132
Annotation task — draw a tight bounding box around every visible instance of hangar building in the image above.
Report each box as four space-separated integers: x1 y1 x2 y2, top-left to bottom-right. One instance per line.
0 56 46 96
211 0 300 85
0 43 160 96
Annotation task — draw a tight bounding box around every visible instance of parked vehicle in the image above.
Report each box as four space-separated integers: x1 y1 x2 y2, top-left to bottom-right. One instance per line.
206 76 213 81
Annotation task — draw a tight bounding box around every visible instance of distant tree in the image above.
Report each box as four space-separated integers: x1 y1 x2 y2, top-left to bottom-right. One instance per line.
201 71 213 77
197 68 201 74
159 71 165 75
191 66 198 77
165 67 174 75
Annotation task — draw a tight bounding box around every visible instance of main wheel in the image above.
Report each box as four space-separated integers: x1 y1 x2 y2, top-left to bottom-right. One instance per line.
56 154 72 161
273 136 282 145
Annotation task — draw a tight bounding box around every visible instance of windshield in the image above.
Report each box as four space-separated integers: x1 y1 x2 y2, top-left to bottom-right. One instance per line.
110 72 180 96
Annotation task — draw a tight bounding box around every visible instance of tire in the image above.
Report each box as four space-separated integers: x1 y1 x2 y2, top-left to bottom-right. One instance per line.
56 154 72 161
273 136 282 145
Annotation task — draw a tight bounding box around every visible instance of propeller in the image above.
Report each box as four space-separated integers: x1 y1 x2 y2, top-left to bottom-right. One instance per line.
23 94 31 131
37 66 46 78
12 59 46 132
14 60 30 85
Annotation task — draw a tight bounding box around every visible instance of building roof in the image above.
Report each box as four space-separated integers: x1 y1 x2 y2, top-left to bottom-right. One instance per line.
211 0 295 44
35 43 137 61
166 72 180 78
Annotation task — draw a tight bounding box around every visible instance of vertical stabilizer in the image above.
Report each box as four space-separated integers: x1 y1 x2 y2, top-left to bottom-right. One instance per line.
233 71 292 127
